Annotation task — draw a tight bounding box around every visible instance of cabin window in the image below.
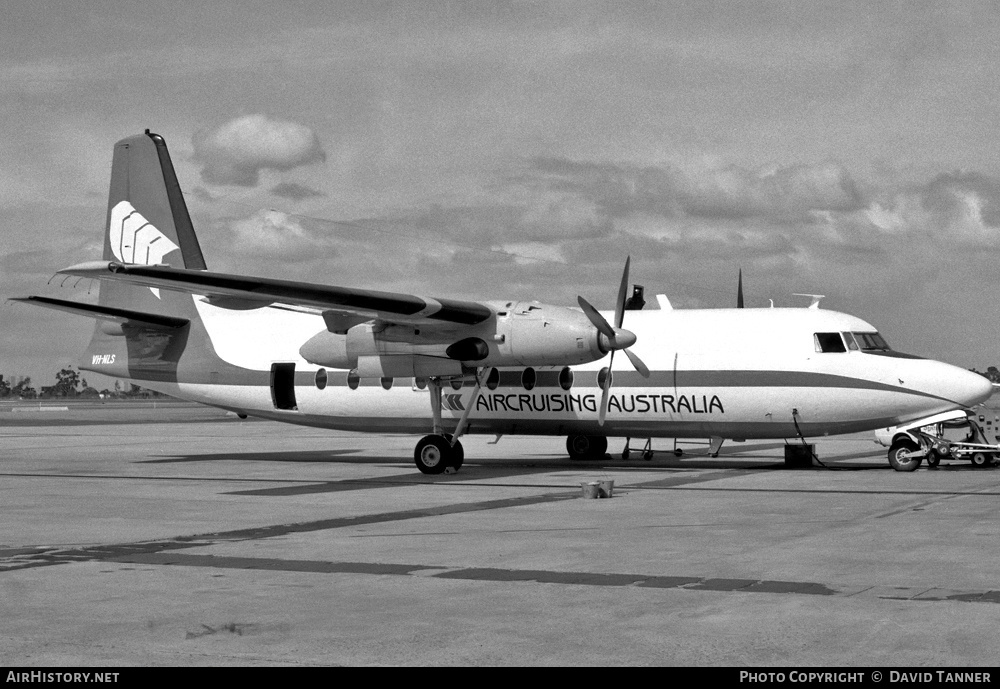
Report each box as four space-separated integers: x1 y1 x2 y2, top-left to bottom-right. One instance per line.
347 370 360 390
414 377 428 390
381 377 393 390
486 368 500 390
559 367 574 391
450 379 463 391
851 332 891 352
814 332 846 353
597 367 613 388
315 368 328 390
522 367 536 391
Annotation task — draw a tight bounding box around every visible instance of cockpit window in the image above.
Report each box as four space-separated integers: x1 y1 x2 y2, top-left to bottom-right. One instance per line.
842 332 859 351
851 332 891 352
814 332 846 353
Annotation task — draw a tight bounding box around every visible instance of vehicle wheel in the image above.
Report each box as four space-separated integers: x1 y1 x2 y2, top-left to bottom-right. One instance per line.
414 435 451 475
643 450 654 461
674 448 683 457
622 449 630 460
926 451 941 468
971 452 989 468
888 440 922 472
566 435 608 460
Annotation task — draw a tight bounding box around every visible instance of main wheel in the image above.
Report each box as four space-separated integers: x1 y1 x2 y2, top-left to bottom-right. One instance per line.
566 435 608 460
415 435 453 475
888 439 922 472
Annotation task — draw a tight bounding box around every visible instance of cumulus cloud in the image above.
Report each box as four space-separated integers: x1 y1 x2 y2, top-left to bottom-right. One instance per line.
193 115 326 187
230 209 310 251
862 171 1000 247
526 157 866 223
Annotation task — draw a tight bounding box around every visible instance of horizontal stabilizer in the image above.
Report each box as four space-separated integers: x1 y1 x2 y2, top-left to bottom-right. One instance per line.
57 261 493 326
9 296 189 329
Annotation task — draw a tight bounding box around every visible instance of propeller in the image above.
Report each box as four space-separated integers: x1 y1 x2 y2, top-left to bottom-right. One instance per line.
577 256 650 426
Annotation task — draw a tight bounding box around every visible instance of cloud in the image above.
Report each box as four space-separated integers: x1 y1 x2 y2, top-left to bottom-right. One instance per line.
863 171 1000 247
526 157 867 223
229 209 310 252
270 182 325 200
192 115 326 187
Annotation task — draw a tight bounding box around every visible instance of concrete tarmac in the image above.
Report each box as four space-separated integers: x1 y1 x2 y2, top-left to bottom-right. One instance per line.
2 402 1000 666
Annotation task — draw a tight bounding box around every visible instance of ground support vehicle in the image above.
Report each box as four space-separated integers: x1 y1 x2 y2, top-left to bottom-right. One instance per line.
877 409 1000 471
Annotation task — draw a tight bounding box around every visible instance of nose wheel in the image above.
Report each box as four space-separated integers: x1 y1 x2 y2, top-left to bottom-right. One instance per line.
415 434 464 475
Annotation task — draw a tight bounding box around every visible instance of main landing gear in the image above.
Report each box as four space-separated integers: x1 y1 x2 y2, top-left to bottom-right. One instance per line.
414 434 464 475
566 434 608 460
413 372 482 475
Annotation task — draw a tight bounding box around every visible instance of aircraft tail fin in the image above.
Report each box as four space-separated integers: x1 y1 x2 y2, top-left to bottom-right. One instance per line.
83 131 212 383
103 131 205 271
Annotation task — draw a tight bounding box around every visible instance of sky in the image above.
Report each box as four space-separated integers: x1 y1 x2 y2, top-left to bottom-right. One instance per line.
3 0 1000 390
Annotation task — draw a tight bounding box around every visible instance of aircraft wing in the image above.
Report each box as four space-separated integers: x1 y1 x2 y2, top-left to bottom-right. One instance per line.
56 261 493 327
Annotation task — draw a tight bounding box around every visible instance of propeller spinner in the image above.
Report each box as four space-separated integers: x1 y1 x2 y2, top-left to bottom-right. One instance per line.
577 256 650 426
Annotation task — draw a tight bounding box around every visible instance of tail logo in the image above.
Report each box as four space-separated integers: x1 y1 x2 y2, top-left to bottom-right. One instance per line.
109 201 179 265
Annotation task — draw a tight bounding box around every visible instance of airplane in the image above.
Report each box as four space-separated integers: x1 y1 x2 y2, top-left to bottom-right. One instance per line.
10 131 994 474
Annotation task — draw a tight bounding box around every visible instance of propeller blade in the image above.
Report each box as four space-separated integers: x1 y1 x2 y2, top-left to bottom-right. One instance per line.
578 296 615 340
624 348 650 378
614 256 631 329
584 256 638 428
598 352 614 426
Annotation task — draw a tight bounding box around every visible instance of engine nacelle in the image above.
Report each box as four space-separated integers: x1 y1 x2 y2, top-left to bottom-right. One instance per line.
298 300 610 377
298 322 463 378
489 302 605 366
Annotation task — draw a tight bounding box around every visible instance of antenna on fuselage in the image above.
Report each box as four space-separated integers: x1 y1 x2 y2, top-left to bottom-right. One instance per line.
737 269 744 308
793 293 825 309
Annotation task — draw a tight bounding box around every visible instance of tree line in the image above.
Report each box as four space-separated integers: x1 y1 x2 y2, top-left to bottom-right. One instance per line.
971 367 1000 383
0 368 168 400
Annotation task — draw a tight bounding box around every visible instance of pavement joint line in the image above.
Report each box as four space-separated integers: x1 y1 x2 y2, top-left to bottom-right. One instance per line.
636 485 1000 496
0 490 581 572
48 551 1000 605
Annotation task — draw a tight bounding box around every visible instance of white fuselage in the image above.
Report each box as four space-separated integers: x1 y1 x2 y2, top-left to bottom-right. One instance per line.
129 301 993 441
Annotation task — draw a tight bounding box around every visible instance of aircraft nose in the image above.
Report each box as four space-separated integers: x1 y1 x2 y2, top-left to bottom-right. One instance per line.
961 369 995 408
940 365 994 409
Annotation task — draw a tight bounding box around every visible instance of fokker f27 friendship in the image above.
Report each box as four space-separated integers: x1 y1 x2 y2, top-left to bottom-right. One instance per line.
12 132 993 473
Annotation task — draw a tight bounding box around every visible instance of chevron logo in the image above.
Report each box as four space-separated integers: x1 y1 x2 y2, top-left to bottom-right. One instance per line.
443 394 465 411
109 200 179 265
